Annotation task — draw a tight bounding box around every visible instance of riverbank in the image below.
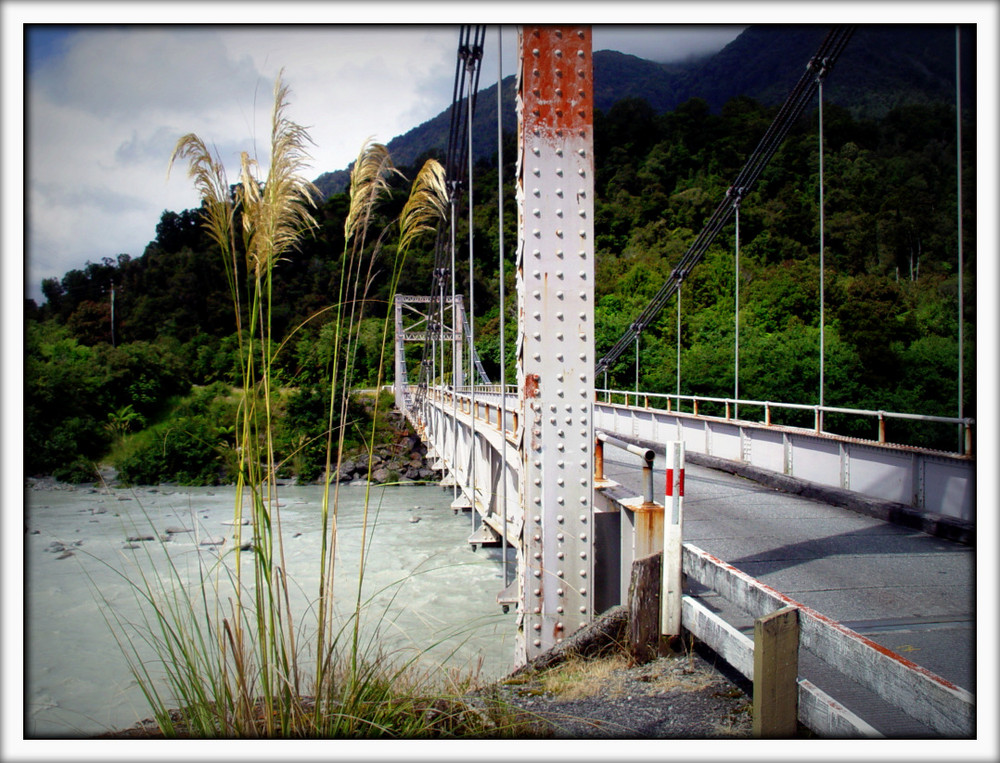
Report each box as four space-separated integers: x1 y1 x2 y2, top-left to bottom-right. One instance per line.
24 477 515 737
26 405 441 491
98 646 752 739
96 604 752 739
25 474 752 740
330 410 441 485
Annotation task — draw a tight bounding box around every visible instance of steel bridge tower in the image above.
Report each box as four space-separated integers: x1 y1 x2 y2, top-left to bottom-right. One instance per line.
514 25 595 663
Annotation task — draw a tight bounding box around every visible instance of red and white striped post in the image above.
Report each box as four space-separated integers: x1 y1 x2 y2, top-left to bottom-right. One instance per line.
662 441 685 636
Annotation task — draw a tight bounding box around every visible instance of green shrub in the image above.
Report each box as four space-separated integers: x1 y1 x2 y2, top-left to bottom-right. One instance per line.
52 457 98 484
116 416 227 485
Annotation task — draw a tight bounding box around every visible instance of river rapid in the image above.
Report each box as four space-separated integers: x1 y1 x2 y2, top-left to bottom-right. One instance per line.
24 480 517 738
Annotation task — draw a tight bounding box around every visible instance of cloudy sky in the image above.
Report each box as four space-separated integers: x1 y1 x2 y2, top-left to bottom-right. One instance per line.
5 2 994 307
10 9 751 304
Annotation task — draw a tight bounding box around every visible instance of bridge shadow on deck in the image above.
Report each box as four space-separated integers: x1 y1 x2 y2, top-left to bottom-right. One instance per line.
599 453 971 579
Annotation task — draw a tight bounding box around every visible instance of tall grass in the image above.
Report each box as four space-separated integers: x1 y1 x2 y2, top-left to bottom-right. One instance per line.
104 72 519 737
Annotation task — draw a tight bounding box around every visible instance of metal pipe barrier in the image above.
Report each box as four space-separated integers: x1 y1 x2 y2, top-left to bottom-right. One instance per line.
596 430 656 505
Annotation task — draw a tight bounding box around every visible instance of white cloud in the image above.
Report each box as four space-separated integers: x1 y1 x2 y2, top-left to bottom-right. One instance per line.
21 25 470 302
35 27 259 119
18 22 750 304
593 25 745 63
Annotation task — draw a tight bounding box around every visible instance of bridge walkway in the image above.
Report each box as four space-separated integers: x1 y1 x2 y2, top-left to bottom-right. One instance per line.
599 448 974 736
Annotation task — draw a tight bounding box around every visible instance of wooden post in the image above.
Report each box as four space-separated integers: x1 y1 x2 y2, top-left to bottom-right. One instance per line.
627 552 662 664
752 605 800 738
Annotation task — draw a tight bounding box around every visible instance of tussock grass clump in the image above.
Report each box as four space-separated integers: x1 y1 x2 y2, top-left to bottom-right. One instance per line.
104 71 495 738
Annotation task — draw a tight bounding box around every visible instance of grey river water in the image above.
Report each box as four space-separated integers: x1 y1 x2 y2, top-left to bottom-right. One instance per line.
23 481 517 737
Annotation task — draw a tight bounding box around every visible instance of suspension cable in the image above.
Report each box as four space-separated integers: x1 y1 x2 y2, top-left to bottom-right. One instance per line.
497 24 509 589
955 25 964 448
412 25 488 405
595 25 854 377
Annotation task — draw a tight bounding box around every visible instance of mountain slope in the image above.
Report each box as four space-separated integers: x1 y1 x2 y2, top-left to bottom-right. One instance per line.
315 24 973 195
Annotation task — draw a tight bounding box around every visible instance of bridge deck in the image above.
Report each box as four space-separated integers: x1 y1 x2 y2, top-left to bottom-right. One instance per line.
601 449 974 736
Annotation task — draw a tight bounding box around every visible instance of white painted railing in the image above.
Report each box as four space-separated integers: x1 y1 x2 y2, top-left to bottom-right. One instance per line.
680 541 975 738
596 388 974 457
593 390 975 523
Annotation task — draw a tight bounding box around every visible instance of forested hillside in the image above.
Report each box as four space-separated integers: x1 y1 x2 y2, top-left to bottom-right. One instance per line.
317 24 974 194
26 84 974 482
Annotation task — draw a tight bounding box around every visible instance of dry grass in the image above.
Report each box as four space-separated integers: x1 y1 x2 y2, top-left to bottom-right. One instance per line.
516 650 731 703
642 656 719 695
537 654 631 700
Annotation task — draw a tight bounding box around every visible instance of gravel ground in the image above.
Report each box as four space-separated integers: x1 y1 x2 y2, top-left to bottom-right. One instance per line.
101 647 753 740
474 646 753 739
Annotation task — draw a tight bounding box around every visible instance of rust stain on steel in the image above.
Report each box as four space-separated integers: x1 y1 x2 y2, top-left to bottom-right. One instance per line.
633 505 664 558
526 373 542 452
524 373 540 399
523 26 593 140
691 546 966 693
552 620 564 642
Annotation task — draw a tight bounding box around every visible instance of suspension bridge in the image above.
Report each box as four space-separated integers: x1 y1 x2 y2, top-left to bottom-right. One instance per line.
392 25 975 737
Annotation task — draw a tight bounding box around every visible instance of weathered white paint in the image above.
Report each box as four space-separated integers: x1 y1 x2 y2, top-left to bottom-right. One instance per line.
682 543 974 737
593 401 974 521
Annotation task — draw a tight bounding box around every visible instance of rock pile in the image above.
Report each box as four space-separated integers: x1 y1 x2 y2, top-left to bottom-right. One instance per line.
332 430 440 486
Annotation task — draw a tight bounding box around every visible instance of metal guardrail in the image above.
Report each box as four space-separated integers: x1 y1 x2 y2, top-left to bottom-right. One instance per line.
594 482 974 738
410 382 975 735
680 542 975 738
410 384 975 456
595 431 656 505
597 388 975 457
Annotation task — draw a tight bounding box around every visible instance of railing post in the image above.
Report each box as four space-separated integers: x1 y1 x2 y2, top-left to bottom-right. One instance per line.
752 606 800 738
964 420 973 457
878 411 886 444
693 399 699 417
765 402 772 426
725 400 731 420
661 441 684 638
594 436 604 482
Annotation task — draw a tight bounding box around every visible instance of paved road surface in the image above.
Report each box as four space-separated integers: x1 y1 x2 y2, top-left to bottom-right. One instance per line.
600 450 974 737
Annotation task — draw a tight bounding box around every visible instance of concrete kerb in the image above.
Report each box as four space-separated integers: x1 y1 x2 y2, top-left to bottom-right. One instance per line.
605 433 974 547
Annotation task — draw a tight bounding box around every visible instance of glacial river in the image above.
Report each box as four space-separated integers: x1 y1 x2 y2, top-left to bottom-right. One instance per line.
24 481 517 737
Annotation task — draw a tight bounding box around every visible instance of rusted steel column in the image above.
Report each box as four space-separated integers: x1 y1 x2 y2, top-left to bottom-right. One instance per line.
516 24 595 664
